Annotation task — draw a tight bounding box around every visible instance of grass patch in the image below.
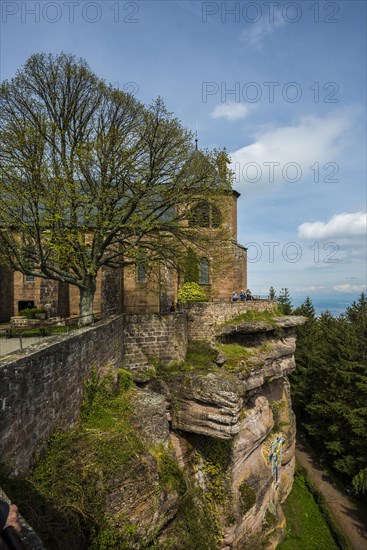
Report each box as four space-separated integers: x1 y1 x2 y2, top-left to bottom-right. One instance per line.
238 482 256 514
279 466 347 550
224 308 283 326
155 340 265 376
0 368 147 549
216 342 252 366
155 340 218 375
150 444 186 495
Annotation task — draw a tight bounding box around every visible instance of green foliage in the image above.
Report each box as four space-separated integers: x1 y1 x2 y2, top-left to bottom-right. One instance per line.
183 247 199 284
216 342 252 371
178 282 207 303
263 508 277 530
269 286 276 300
279 466 342 550
155 340 218 375
0 53 227 321
225 308 283 325
352 466 367 495
192 437 232 539
290 294 367 494
183 339 217 370
238 482 256 514
269 400 289 432
293 295 316 319
156 340 256 376
0 369 145 549
150 444 186 495
277 288 293 315
19 307 47 319
165 488 218 550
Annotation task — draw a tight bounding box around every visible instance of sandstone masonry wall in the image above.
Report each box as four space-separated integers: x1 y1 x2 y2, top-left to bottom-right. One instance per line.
184 300 277 340
123 312 188 375
0 315 124 475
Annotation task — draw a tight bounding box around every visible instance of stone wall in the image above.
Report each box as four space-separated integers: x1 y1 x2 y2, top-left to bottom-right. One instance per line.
101 266 123 316
123 312 188 377
39 279 59 316
183 300 277 340
0 315 124 475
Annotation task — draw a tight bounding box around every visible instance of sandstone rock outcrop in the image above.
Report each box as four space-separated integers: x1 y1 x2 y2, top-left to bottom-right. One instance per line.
112 314 305 549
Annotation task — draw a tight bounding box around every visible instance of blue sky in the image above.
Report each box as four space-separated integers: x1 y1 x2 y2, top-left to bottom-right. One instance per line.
1 0 366 307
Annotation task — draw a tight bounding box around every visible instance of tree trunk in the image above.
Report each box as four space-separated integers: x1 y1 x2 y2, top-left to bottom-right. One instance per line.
79 283 95 326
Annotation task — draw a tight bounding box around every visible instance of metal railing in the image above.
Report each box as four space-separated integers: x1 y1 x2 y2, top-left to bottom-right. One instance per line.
0 308 121 356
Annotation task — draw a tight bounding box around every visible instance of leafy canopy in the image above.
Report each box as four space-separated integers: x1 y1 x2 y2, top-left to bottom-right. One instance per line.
0 53 230 319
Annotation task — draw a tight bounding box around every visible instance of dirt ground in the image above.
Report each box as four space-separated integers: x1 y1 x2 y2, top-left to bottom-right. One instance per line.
296 440 367 550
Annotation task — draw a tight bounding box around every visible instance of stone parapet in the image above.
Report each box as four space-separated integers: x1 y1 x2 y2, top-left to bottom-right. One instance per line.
183 300 277 340
0 315 124 475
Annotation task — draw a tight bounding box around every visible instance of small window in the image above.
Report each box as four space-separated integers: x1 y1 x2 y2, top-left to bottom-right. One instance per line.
137 263 147 284
199 258 210 285
25 274 35 283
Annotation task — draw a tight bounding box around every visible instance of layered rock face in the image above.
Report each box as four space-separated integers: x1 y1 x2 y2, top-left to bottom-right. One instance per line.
112 315 305 549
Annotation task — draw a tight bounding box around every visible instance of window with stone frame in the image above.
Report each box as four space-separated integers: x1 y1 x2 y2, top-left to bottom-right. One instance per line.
199 258 210 285
189 201 221 228
136 262 147 283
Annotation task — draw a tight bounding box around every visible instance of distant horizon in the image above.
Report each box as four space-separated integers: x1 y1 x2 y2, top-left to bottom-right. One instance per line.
285 290 363 317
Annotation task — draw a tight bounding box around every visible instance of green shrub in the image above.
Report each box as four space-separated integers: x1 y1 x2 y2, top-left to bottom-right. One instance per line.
178 282 207 303
239 482 256 514
19 307 47 319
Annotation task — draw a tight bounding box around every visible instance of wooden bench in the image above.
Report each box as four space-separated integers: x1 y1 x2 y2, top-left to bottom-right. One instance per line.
1 322 49 338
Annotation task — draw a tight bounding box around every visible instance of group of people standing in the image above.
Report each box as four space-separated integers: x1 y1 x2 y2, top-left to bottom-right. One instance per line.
232 289 253 302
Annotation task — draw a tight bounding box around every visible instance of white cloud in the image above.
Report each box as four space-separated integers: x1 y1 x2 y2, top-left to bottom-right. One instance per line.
211 102 253 121
298 212 367 239
240 9 286 50
230 111 353 186
333 283 367 293
294 285 325 292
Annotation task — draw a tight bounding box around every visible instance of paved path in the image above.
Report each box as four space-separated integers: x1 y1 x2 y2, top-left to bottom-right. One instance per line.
0 335 46 357
296 440 367 550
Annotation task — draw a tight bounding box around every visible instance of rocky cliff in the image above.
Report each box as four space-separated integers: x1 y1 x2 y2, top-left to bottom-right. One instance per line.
0 311 305 549
107 314 306 549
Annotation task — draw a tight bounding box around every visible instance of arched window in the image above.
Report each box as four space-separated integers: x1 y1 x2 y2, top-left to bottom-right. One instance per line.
189 202 221 228
199 258 210 285
189 202 210 227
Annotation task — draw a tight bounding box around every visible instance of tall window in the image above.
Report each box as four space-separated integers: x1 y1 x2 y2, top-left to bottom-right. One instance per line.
189 202 221 228
137 263 147 283
199 258 210 285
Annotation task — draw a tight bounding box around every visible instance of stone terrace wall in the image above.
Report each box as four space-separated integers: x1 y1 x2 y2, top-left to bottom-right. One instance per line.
123 312 187 376
0 315 124 475
183 300 277 340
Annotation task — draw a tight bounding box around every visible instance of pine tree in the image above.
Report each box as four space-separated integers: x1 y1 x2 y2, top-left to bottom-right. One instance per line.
293 296 316 319
277 287 293 315
290 296 317 419
269 286 276 300
290 294 367 492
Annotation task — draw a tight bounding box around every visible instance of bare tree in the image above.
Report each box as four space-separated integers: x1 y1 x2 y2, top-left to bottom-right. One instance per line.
0 53 229 324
